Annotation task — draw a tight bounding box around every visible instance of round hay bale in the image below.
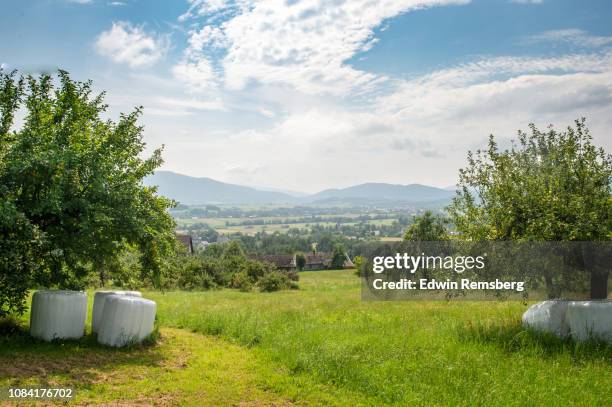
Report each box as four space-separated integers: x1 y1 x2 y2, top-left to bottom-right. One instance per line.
30 290 87 341
567 300 612 342
97 295 156 347
521 300 570 338
92 290 142 333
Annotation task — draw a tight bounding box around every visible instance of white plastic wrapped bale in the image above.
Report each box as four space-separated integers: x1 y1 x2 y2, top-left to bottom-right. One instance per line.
521 300 570 338
30 290 87 341
566 301 612 342
97 295 156 347
92 290 142 334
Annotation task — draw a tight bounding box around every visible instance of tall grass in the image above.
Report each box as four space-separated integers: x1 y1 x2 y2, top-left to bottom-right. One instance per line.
147 270 612 406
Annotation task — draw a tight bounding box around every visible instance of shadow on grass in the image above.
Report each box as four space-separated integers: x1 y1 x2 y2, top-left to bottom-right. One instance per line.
0 318 164 387
456 316 612 364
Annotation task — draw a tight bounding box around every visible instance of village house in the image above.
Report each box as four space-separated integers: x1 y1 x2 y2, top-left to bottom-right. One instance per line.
303 252 355 270
250 252 354 271
251 254 297 272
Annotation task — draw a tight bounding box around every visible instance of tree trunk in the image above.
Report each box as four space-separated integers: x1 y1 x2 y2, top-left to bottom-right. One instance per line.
544 273 556 299
590 271 609 300
99 267 107 288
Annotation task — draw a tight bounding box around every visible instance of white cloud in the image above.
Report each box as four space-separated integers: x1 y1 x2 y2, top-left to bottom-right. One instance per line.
106 1 612 191
95 21 168 68
186 25 227 55
527 29 612 48
377 51 612 117
510 0 543 4
108 1 127 6
378 52 612 118
171 58 219 92
258 107 275 118
171 21 228 93
179 0 470 95
178 0 235 22
159 50 612 191
152 96 225 114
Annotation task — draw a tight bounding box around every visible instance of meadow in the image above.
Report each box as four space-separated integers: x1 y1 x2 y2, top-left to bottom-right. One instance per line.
1 270 611 406
174 212 399 236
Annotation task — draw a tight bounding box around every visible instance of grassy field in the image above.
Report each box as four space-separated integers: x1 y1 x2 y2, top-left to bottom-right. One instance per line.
1 270 611 406
175 213 374 228
175 215 398 235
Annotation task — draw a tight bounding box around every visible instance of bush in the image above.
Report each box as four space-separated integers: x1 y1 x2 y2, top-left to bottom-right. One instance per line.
230 271 253 292
257 271 293 292
241 259 271 281
142 241 300 292
286 270 300 282
175 256 220 290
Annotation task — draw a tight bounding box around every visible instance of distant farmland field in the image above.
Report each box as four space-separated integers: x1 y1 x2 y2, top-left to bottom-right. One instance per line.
176 214 399 236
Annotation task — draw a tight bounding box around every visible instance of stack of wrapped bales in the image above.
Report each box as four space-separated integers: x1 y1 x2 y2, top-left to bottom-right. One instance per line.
30 289 156 347
523 300 611 342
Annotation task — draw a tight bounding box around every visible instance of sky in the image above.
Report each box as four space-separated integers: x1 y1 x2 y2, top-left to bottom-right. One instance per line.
1 0 612 193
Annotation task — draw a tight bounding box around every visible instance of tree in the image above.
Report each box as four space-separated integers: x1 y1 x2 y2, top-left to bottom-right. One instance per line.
0 70 176 316
223 240 244 258
330 245 346 270
403 211 449 241
317 234 334 252
448 119 611 299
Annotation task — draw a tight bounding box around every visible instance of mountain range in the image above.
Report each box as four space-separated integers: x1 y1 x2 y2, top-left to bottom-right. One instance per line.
144 171 455 206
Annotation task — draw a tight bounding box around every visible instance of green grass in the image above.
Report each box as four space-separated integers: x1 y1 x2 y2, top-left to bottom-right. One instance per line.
1 271 611 406
175 214 399 235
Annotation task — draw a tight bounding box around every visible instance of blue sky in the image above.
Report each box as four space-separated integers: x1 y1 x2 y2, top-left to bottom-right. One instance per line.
2 0 612 192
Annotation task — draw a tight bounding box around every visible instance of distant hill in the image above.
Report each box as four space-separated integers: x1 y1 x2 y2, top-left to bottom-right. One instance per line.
144 171 296 205
305 183 454 204
145 171 455 206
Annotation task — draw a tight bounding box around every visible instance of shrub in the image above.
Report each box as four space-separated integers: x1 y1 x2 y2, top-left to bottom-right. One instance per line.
242 259 271 281
230 271 253 292
156 241 299 292
257 271 292 292
175 256 219 290
286 270 300 282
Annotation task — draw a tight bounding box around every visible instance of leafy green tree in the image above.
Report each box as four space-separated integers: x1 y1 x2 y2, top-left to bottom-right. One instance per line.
223 240 244 258
0 70 176 316
403 211 449 241
330 245 346 269
317 234 335 252
448 119 611 299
